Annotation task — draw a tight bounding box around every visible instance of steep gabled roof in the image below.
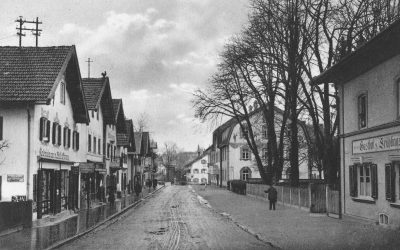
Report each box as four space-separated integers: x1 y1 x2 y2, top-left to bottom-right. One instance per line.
0 46 89 123
141 132 151 156
133 132 142 155
112 99 127 133
82 76 115 124
125 119 136 152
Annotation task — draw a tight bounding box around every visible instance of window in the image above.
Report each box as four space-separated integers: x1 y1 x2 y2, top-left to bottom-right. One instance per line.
262 148 268 159
349 163 377 198
39 117 51 142
262 125 267 139
52 123 61 146
60 82 65 104
385 162 400 203
0 116 3 140
201 169 207 174
93 136 97 153
358 94 367 129
63 127 71 148
88 134 91 152
91 110 94 118
240 125 249 138
107 143 110 158
193 169 199 174
98 138 101 155
96 110 99 120
113 146 116 161
72 131 79 151
240 167 251 181
241 147 250 160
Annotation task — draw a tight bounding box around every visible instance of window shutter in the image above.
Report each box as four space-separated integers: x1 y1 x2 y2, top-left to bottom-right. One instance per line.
349 165 358 197
371 164 378 199
63 127 67 147
52 123 56 144
46 120 51 139
39 117 44 141
385 163 394 202
68 129 71 148
72 131 76 149
57 125 61 146
76 132 80 150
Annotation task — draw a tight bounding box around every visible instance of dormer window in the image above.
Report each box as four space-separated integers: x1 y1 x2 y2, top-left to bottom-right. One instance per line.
60 81 65 105
240 125 249 138
358 93 367 129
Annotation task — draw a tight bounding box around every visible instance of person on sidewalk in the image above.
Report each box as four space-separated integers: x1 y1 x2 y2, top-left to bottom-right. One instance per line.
108 186 115 207
134 182 142 197
152 179 158 190
264 184 278 210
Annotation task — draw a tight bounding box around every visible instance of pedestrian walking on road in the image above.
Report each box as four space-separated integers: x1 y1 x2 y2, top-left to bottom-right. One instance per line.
264 184 277 210
152 179 158 190
134 182 142 197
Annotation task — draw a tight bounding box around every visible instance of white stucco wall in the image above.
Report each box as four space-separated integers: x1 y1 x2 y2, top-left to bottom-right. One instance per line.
340 54 400 226
189 155 208 184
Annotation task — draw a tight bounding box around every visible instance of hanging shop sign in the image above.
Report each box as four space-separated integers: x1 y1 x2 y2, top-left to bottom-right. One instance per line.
39 148 70 161
7 174 24 182
353 132 400 154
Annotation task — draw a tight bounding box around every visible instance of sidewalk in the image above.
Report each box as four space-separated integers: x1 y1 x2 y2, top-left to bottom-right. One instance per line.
192 185 400 250
0 185 164 250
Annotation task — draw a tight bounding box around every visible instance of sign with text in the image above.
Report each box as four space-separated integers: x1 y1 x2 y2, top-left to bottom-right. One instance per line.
39 148 70 161
7 174 24 182
353 133 400 154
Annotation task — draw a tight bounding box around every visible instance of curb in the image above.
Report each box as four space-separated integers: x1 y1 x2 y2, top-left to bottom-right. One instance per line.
46 185 166 250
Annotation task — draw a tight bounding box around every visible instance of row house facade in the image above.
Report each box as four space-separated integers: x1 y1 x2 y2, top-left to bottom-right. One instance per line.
132 131 152 186
210 108 313 187
0 46 89 218
0 45 142 220
313 19 400 227
185 149 209 184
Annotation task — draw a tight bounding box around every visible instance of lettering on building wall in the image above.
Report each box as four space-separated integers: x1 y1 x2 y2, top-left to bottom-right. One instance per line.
39 147 70 161
353 133 400 154
7 174 24 182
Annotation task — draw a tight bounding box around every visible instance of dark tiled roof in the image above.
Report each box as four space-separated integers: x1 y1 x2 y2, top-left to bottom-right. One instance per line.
82 76 114 124
0 46 72 102
82 78 105 109
112 99 121 121
141 132 150 155
117 133 129 146
125 119 136 152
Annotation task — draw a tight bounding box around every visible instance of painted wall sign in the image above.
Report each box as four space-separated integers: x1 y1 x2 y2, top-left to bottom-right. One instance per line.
7 174 24 182
39 148 70 161
353 133 400 154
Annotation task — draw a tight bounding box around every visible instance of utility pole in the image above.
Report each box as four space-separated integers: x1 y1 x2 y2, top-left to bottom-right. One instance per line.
85 58 93 78
15 16 42 47
15 16 25 47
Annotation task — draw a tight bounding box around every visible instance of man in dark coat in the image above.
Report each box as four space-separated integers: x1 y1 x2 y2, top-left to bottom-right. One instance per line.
264 184 278 210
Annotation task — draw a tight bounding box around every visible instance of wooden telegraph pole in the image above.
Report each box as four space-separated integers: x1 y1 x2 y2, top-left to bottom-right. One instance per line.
15 16 42 47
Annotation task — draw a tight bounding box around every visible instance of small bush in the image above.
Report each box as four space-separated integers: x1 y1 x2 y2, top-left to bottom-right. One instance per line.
230 180 246 195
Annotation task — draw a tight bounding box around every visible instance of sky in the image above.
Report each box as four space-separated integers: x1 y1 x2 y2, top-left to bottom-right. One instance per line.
0 0 249 152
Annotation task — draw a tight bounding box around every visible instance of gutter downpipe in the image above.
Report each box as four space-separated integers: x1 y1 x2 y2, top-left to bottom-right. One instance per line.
340 83 345 218
26 106 31 200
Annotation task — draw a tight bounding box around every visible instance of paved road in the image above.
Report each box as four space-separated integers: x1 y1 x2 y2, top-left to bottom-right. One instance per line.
58 185 270 250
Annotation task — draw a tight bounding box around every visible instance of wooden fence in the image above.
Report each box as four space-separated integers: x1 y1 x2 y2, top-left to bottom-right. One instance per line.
246 183 340 216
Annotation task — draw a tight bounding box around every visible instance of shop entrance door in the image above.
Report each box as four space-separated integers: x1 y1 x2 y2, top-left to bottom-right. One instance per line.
53 170 62 214
68 167 79 210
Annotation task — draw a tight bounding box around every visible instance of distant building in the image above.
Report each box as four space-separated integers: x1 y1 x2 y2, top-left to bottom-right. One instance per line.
211 108 314 187
185 151 208 184
313 19 400 227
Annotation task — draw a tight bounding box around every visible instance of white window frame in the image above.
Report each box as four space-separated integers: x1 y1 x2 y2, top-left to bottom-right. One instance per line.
241 147 250 160
359 164 371 197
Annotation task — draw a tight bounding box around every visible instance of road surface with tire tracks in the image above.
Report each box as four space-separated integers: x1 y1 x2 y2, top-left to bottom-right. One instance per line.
57 184 272 250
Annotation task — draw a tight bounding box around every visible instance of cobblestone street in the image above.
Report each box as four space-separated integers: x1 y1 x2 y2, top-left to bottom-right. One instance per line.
57 185 270 250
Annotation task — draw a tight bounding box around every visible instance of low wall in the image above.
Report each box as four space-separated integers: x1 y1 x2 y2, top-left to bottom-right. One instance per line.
0 200 32 233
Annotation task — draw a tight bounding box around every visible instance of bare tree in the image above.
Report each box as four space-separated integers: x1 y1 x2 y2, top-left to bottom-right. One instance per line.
0 140 9 165
135 112 150 132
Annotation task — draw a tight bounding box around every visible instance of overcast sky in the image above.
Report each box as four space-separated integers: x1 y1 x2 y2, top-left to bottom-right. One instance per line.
0 0 249 152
